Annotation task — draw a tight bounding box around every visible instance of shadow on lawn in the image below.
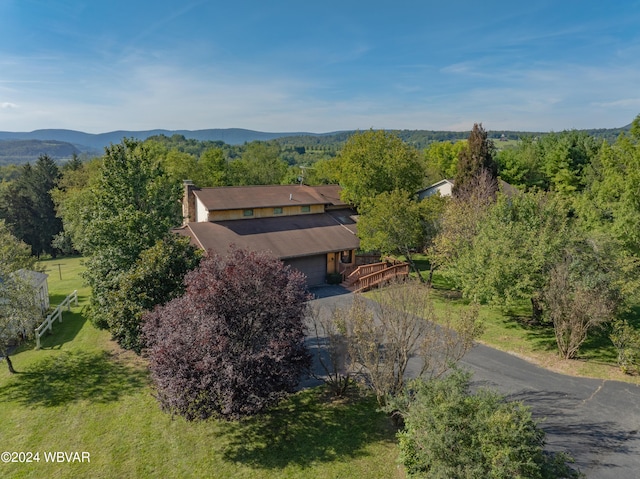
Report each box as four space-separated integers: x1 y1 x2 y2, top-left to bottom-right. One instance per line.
501 312 558 353
37 310 87 349
221 388 396 469
0 350 147 407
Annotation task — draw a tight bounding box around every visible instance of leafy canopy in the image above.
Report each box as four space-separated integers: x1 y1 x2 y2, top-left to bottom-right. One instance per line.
103 235 201 353
143 248 311 421
338 130 425 208
0 224 41 372
71 139 183 331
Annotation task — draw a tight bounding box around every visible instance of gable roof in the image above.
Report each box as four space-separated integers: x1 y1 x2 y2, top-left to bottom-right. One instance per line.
193 184 347 211
13 269 48 288
417 179 454 199
417 178 518 198
177 208 359 260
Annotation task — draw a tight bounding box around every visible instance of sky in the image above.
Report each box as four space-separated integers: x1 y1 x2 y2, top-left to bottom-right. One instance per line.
1 0 640 134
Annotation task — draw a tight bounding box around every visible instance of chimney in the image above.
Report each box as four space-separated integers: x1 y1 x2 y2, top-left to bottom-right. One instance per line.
183 180 196 224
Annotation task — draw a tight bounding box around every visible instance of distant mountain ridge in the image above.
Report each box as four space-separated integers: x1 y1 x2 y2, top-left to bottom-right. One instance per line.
0 139 81 166
0 128 328 151
0 124 632 165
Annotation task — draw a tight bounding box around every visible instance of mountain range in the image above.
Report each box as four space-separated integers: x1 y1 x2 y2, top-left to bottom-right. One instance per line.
0 124 632 165
0 128 326 151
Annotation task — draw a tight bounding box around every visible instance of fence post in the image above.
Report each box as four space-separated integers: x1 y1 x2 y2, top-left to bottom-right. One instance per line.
34 290 77 350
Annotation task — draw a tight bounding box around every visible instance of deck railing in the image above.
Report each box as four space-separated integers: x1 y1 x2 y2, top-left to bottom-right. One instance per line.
346 262 389 285
347 262 410 292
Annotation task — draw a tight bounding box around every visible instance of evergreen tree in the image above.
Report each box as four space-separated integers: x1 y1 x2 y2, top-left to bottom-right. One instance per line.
30 155 63 256
0 155 62 257
453 123 498 198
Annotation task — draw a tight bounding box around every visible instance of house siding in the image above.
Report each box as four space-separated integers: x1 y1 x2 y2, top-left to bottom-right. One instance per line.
207 204 324 222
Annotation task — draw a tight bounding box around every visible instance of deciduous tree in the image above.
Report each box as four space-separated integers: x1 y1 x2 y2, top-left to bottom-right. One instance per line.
435 189 571 319
543 252 617 359
71 139 183 330
424 140 466 182
228 141 287 185
142 248 311 420
429 170 498 277
103 235 201 353
333 279 482 406
0 225 41 373
357 190 445 279
0 219 37 272
337 130 425 208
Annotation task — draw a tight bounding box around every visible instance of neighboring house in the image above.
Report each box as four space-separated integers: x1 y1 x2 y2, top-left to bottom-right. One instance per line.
417 179 454 200
417 178 517 200
177 182 360 286
7 269 50 314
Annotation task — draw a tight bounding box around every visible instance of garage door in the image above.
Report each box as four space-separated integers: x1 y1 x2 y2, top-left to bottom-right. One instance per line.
284 255 327 287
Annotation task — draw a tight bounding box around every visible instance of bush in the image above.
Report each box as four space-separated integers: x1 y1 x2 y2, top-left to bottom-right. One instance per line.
610 319 640 374
105 235 201 353
142 248 311 420
389 370 580 479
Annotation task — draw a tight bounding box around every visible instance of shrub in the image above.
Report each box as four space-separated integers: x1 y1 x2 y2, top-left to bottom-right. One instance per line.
142 248 311 420
389 370 580 479
610 319 640 374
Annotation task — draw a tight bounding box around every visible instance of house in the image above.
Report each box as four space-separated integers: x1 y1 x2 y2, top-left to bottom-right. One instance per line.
417 178 518 200
177 182 360 286
417 179 454 200
14 269 50 314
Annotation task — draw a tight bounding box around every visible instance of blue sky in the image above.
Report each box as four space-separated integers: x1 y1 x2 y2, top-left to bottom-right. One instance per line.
1 0 639 133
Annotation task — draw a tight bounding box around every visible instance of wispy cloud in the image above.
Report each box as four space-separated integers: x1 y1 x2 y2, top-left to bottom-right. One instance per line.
1 1 640 133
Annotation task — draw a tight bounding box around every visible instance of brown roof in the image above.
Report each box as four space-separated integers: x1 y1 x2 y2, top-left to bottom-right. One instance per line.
177 209 359 259
192 184 347 211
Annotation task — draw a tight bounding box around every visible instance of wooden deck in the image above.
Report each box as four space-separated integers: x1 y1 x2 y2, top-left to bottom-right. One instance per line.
343 260 410 293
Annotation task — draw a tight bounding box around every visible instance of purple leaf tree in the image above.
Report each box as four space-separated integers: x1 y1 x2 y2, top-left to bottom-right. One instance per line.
142 247 311 420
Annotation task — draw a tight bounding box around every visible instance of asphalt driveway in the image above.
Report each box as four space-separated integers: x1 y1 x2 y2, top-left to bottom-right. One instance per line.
307 288 640 478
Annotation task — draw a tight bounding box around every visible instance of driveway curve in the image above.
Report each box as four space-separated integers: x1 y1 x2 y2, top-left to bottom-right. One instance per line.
308 287 640 478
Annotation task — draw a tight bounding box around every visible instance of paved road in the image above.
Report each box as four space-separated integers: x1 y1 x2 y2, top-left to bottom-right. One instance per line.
307 287 640 478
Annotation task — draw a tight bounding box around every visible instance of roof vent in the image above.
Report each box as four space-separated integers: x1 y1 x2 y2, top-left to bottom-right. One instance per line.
290 193 293 200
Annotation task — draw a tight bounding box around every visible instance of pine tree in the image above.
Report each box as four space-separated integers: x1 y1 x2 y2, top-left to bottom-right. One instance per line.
453 123 498 198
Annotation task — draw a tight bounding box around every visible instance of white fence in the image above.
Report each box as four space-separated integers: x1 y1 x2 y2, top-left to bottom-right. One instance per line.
35 290 78 349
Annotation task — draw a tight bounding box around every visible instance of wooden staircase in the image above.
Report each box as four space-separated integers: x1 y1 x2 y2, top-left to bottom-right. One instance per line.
343 261 410 293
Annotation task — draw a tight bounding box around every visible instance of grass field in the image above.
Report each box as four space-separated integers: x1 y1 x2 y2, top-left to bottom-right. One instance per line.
406 254 640 384
0 257 402 479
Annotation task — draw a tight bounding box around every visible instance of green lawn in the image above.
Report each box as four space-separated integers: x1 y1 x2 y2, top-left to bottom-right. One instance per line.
404 253 640 383
4 254 637 478
0 257 402 479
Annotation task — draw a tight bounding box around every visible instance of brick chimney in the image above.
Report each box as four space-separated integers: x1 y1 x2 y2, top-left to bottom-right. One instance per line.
183 180 197 224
